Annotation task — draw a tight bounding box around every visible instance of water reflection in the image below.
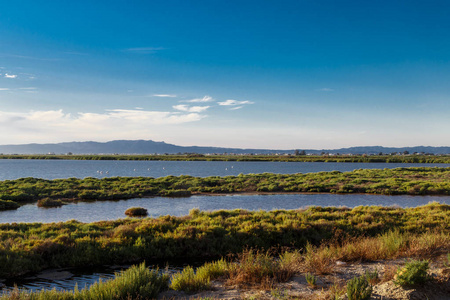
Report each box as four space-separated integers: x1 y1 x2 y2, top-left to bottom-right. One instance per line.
1 194 449 224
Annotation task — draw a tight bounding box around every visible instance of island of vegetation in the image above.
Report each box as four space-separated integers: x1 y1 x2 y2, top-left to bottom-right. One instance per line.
0 167 449 210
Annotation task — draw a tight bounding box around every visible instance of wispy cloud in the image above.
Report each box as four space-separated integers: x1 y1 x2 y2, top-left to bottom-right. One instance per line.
173 105 210 113
125 47 165 54
218 99 254 106
153 94 177 98
316 88 334 92
184 96 213 103
0 53 61 61
0 88 10 91
19 87 37 90
4 74 17 79
229 106 244 110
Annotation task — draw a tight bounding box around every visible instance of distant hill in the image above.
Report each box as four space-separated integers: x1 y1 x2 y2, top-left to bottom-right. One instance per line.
0 140 449 155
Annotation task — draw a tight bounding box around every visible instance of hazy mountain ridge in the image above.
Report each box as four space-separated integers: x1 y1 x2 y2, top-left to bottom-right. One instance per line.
0 140 449 155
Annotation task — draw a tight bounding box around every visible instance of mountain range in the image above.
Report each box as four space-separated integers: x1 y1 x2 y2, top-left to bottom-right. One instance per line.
0 140 449 155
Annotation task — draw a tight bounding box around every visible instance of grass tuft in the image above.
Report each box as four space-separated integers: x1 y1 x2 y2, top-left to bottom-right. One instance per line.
346 275 372 300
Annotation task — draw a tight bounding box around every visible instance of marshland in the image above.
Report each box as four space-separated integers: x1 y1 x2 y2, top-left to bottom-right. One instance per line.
0 160 449 299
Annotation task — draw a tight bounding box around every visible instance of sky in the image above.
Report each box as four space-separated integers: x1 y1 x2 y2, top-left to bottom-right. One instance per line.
1 0 449 149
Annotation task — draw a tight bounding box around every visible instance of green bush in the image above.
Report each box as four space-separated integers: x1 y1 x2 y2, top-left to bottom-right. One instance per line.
347 276 372 300
0 200 19 210
394 260 429 286
37 198 65 208
124 207 148 217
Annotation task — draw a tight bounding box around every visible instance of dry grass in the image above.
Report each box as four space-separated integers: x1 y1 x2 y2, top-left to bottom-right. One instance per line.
302 243 335 275
404 231 450 258
226 249 299 290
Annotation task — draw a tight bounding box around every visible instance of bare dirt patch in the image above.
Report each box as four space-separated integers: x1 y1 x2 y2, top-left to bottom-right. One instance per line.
158 254 450 299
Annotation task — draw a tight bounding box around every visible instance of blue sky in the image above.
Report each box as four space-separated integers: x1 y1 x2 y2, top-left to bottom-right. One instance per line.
1 0 449 149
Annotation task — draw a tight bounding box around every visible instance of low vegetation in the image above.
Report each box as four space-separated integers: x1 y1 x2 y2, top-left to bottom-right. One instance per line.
1 153 449 163
36 198 65 208
0 167 449 210
0 225 448 299
0 200 19 210
124 207 148 217
394 259 430 286
346 275 372 300
0 203 448 278
1 263 169 300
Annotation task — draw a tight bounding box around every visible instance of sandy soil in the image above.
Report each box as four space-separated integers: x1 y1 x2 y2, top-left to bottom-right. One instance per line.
158 255 450 300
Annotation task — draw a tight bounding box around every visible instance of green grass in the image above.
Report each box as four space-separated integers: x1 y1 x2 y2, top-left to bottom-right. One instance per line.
1 167 450 210
0 203 448 278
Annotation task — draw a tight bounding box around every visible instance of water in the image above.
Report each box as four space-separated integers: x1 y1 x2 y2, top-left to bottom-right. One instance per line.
0 159 447 180
1 194 449 224
2 259 200 293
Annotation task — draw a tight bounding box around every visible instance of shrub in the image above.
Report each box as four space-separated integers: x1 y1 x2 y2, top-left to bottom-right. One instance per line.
170 265 210 292
394 260 429 286
0 200 19 210
37 198 65 208
347 276 372 300
124 207 148 217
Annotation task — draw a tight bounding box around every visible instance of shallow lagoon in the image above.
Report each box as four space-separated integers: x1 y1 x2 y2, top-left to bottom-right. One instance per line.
1 193 449 224
0 159 448 180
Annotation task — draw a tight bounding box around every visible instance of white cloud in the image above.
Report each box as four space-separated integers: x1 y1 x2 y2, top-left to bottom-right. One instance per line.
153 94 177 98
316 88 334 92
0 88 9 91
0 108 206 143
229 106 243 110
4 74 17 79
185 95 213 103
218 99 254 106
173 105 210 113
19 87 37 90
